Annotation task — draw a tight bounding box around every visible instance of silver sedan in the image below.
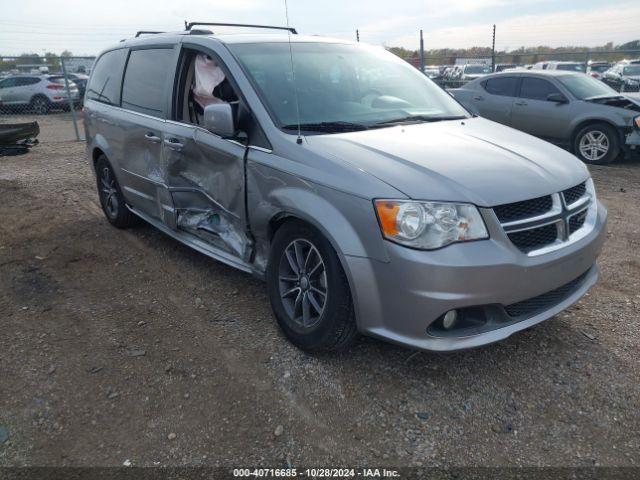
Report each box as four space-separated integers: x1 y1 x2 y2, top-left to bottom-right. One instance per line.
451 70 640 164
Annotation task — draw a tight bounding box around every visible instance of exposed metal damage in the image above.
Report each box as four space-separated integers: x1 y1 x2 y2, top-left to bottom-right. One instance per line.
176 208 247 259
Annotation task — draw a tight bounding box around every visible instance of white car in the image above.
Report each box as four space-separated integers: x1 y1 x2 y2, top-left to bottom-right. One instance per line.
0 75 80 114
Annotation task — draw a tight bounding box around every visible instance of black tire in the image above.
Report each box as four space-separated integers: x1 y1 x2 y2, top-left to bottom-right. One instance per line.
95 155 140 229
573 123 620 165
266 221 358 352
30 95 50 115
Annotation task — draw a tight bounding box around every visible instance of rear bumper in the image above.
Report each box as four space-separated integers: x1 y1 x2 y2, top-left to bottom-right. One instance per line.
344 202 607 352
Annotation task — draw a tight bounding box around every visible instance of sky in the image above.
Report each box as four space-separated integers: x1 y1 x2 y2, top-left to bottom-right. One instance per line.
0 0 638 56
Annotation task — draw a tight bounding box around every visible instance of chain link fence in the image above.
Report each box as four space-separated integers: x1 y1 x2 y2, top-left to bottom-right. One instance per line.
0 56 95 144
402 49 640 90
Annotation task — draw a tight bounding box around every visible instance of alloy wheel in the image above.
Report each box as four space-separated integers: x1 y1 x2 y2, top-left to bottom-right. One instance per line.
99 166 119 218
32 98 48 115
579 130 609 162
278 239 328 329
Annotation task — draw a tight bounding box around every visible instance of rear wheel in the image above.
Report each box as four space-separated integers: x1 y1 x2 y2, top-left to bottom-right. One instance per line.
266 221 358 352
30 95 50 115
95 155 140 229
573 123 620 165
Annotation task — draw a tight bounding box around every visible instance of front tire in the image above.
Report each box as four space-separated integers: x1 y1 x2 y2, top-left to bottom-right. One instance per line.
573 123 620 165
95 156 140 229
266 221 358 352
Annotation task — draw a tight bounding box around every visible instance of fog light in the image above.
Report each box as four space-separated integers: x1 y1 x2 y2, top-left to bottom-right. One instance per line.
442 310 458 330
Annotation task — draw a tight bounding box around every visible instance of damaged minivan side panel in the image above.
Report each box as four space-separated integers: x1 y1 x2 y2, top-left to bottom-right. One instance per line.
161 120 251 260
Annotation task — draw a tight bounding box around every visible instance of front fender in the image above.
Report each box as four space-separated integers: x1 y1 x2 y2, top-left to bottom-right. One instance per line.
247 161 389 264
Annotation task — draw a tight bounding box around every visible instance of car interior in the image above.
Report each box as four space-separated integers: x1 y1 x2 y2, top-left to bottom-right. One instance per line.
177 50 239 126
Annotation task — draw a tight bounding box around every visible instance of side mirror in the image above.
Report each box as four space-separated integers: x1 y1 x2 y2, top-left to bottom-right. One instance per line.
547 93 568 104
203 103 236 138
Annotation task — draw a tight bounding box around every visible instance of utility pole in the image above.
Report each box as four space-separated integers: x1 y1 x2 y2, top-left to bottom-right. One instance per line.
420 29 425 73
356 29 360 42
491 24 496 72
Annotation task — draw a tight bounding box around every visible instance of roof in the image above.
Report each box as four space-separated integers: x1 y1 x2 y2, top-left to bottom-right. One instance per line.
117 31 356 50
484 70 586 79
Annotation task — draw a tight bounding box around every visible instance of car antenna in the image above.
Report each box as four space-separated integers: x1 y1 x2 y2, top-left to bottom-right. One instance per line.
284 0 303 145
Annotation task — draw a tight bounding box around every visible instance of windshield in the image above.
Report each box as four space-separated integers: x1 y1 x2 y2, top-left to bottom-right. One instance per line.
557 74 617 99
464 65 491 74
623 66 640 76
228 42 469 131
557 63 586 72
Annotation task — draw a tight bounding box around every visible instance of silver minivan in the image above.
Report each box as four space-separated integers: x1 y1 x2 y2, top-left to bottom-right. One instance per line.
84 24 607 352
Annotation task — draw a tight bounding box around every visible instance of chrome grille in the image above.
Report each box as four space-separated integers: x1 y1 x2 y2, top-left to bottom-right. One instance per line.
493 181 595 256
562 182 586 206
569 209 588 234
494 195 553 223
507 223 558 253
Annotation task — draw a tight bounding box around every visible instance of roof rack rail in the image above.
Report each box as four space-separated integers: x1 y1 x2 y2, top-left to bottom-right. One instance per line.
135 31 165 38
184 21 297 35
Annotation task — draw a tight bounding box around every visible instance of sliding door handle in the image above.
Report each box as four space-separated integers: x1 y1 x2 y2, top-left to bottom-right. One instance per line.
144 132 161 143
163 138 184 151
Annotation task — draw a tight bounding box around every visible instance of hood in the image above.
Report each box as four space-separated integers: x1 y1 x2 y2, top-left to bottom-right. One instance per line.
586 95 640 112
304 117 589 207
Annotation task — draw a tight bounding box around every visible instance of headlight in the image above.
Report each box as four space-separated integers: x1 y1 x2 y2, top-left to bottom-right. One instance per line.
374 200 489 250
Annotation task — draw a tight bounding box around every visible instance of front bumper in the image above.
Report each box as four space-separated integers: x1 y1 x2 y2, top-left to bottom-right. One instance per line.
625 129 640 148
344 201 607 351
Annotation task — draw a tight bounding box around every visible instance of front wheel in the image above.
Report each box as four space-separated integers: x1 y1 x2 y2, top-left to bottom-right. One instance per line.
573 123 620 165
266 221 358 352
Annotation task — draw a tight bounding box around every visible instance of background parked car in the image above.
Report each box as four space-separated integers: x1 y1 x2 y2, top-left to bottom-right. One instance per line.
0 75 80 114
546 61 586 72
602 60 640 92
450 70 640 164
495 63 518 72
586 61 612 80
532 61 550 70
422 66 441 78
458 63 492 80
64 73 89 101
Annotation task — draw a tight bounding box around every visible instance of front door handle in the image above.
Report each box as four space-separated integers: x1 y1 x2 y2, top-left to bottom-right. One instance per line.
164 138 184 151
144 132 161 143
473 95 484 101
514 101 528 106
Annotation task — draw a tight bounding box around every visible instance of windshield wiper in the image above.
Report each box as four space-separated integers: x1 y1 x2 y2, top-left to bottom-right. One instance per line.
282 121 369 133
375 115 467 126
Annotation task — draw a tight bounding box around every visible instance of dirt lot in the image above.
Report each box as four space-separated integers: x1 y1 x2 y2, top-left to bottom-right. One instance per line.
1 115 639 469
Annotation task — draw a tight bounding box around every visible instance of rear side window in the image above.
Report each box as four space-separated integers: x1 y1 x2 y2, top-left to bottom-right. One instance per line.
22 78 41 86
48 76 66 84
483 77 518 97
519 77 560 101
86 49 127 105
121 48 174 117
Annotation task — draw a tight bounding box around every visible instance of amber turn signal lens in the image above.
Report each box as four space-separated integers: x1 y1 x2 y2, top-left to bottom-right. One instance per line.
634 116 640 131
375 200 400 236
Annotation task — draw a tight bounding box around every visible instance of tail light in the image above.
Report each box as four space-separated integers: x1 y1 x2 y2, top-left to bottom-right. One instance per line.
47 84 64 90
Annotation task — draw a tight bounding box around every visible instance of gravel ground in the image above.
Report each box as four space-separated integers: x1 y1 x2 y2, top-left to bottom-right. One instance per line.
0 116 639 469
